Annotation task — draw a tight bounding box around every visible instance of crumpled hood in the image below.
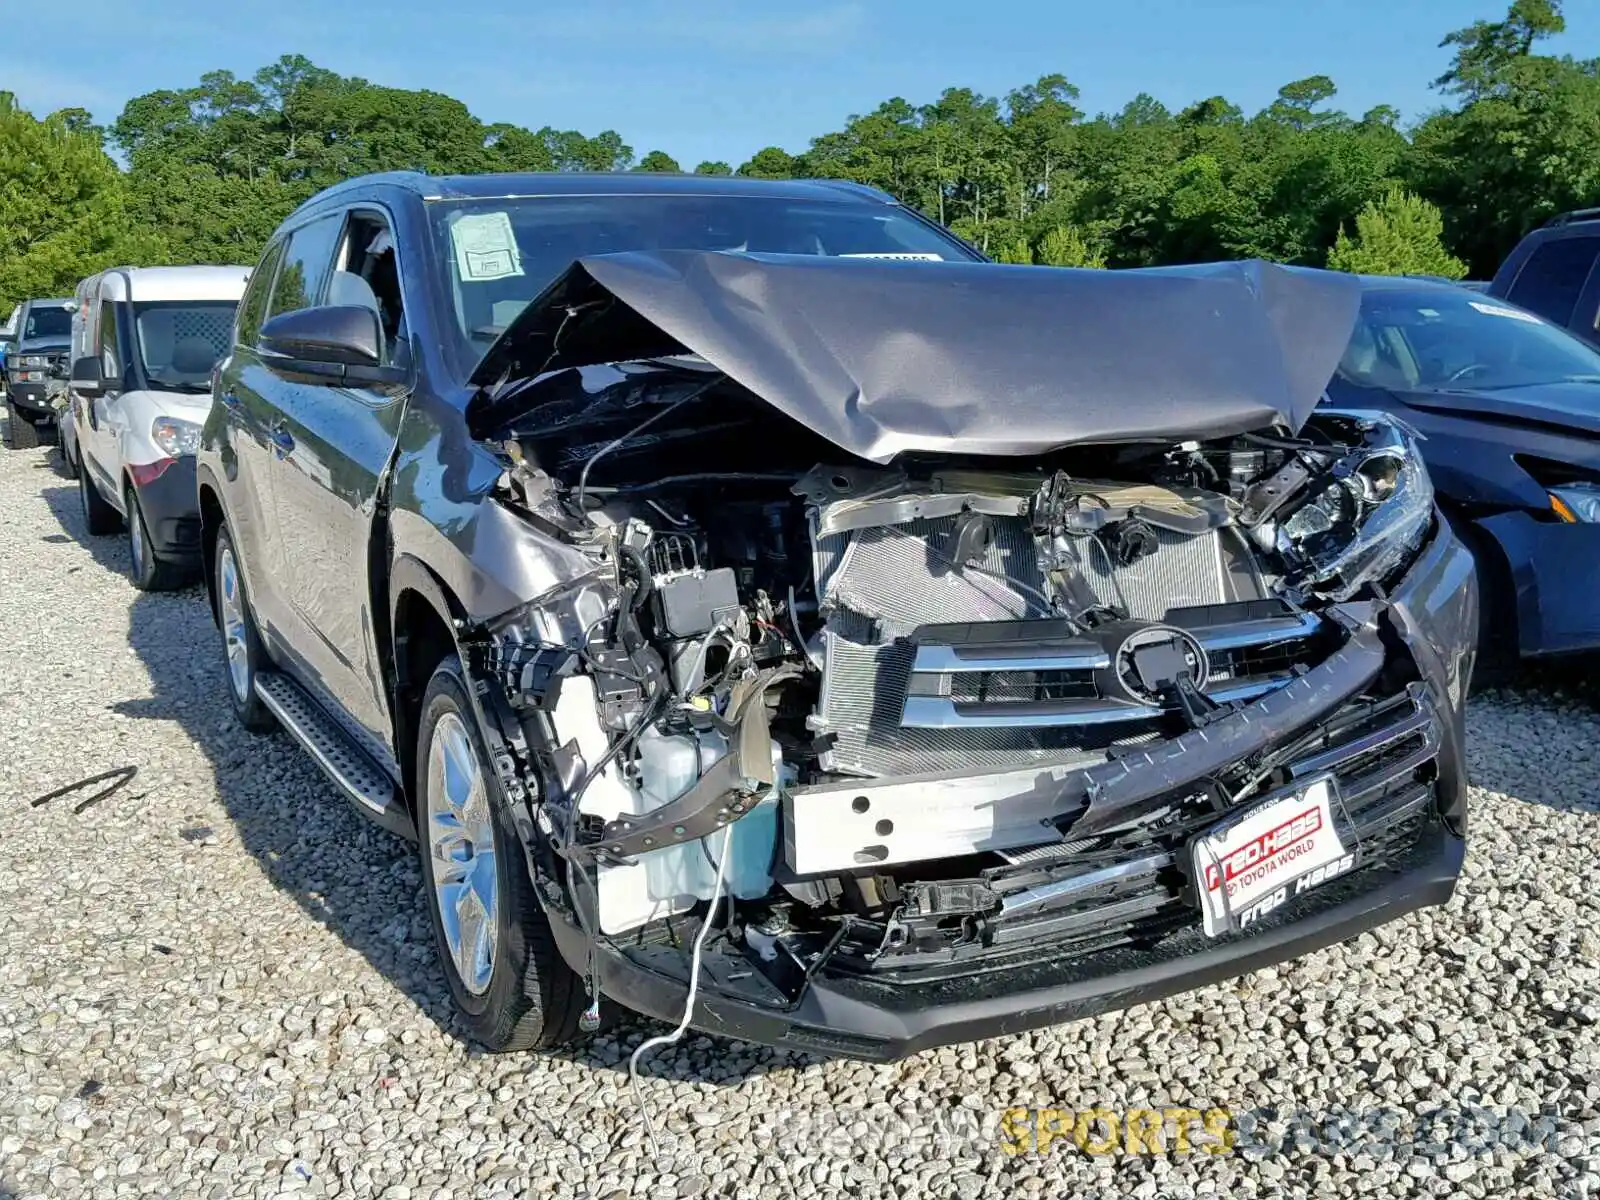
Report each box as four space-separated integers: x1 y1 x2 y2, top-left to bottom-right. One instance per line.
472 250 1362 464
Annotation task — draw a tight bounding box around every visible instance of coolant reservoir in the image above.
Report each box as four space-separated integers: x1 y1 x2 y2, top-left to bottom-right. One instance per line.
553 676 781 933
634 724 782 905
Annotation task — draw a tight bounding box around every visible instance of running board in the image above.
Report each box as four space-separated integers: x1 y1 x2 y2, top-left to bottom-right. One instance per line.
254 672 413 841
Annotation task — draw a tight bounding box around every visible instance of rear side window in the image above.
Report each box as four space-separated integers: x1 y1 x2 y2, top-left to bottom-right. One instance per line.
264 214 344 323
236 241 284 345
1507 236 1600 327
97 301 120 378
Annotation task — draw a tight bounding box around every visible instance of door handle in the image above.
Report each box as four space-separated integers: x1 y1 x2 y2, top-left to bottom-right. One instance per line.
269 426 295 458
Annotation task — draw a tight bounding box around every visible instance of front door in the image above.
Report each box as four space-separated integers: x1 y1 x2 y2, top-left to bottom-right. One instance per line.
258 207 413 767
83 296 125 503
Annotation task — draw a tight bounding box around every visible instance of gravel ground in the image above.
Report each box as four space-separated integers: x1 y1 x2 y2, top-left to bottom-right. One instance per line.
1 430 1598 1200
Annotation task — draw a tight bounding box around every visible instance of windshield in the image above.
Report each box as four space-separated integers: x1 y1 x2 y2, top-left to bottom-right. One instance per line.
1339 286 1600 392
427 194 978 364
134 301 238 392
23 305 72 340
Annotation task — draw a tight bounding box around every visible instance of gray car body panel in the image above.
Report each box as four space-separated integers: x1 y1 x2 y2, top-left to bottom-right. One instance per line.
471 251 1363 462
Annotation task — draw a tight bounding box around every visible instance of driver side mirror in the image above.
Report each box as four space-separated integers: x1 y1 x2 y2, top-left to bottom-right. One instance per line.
70 356 107 395
259 305 406 386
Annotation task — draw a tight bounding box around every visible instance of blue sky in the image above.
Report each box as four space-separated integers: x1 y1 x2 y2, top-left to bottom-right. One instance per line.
9 1 1597 169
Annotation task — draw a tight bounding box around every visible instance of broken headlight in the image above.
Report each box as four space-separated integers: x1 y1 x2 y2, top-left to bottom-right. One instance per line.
1282 418 1434 601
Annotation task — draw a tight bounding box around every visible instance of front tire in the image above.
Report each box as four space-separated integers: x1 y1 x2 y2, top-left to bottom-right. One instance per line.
78 464 122 536
415 656 585 1052
6 402 42 450
126 486 186 592
213 526 276 732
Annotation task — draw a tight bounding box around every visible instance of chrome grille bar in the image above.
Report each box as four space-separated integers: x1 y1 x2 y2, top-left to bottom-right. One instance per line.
899 609 1327 730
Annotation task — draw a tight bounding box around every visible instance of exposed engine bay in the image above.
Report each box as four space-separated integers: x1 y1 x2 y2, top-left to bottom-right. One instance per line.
465 355 1437 1003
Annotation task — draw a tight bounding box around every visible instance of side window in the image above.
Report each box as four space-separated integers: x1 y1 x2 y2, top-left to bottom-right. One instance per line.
331 209 407 360
97 301 120 379
264 214 344 323
1507 236 1600 327
236 240 285 346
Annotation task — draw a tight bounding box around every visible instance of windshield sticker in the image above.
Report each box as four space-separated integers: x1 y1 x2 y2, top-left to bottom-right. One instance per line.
450 212 524 281
1469 300 1543 324
840 252 945 261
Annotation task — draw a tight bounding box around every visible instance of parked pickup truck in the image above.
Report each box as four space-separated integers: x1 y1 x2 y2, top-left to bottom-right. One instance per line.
3 298 74 449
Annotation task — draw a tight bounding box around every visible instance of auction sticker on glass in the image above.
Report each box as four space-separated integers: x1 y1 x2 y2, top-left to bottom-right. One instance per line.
449 212 524 281
1193 776 1354 936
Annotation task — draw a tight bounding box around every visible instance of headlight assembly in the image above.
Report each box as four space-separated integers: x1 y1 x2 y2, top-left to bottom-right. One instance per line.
1280 417 1435 601
151 415 202 458
1549 483 1600 524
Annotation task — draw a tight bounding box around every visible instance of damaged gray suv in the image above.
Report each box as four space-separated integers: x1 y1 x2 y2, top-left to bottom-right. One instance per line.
200 172 1476 1059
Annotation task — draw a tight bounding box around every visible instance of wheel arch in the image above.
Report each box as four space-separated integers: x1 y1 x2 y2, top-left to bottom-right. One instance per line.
1440 503 1519 677
197 467 227 622
389 555 471 818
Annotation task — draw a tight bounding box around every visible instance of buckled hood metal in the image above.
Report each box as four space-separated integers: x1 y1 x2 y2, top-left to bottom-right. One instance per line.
470 250 1363 464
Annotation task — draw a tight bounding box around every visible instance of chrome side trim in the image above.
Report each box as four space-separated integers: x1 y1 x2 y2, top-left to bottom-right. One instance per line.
998 852 1173 917
1186 609 1324 652
901 695 1164 729
1286 703 1433 779
911 642 1111 674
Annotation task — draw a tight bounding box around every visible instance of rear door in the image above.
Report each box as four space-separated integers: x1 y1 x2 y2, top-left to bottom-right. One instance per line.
214 232 303 645
259 204 412 766
1500 234 1600 344
1572 258 1600 350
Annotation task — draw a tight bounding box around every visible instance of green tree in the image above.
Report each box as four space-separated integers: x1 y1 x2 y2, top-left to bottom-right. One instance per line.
738 146 799 178
636 150 681 172
1267 76 1341 130
1435 0 1565 98
694 160 732 175
1409 0 1598 273
1325 188 1467 278
1006 74 1082 212
0 94 159 313
1036 225 1106 268
992 236 1033 264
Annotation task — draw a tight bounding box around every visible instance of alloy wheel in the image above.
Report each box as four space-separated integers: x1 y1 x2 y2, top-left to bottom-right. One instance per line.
425 711 498 997
128 500 146 579
216 545 252 703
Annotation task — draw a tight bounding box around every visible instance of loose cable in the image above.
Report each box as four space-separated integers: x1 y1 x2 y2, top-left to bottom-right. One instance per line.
629 822 735 1165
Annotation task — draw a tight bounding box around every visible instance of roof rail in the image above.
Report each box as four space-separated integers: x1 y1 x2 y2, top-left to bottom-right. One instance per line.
1544 206 1600 228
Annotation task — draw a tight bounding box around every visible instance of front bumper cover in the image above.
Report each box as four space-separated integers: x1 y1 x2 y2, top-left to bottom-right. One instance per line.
547 518 1476 1059
7 383 57 418
555 824 1462 1060
131 457 202 565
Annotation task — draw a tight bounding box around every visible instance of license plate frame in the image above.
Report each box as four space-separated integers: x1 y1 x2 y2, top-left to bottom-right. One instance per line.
1190 773 1357 937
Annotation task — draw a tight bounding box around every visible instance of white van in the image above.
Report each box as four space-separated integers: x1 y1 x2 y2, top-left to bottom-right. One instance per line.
66 265 250 590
